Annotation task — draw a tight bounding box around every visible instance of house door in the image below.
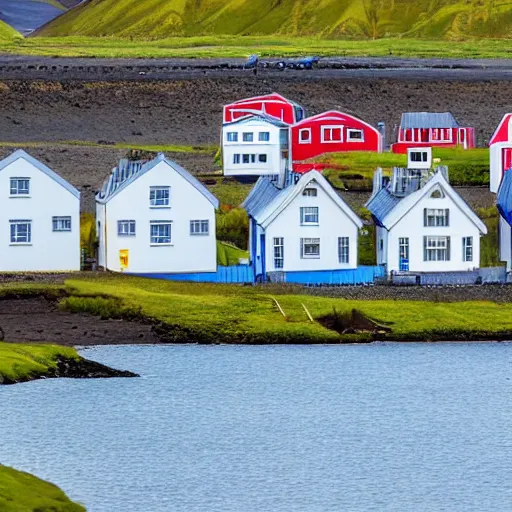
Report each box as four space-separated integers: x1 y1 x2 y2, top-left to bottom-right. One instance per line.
399 237 409 271
458 128 467 149
503 147 512 173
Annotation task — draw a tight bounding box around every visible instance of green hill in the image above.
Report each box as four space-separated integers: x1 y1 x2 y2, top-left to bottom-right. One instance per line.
0 20 21 41
37 0 512 39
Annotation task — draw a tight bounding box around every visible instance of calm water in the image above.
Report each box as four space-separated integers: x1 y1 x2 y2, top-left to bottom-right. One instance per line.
2 343 512 511
0 0 62 34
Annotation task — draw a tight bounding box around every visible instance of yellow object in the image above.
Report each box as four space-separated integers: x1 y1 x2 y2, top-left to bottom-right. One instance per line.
119 249 129 270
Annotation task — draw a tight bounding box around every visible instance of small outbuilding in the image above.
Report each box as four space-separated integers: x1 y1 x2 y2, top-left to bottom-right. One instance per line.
96 154 219 273
391 112 475 154
0 150 80 272
243 170 362 279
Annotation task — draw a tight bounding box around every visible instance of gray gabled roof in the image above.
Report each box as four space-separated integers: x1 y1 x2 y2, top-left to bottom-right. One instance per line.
400 112 459 129
0 149 80 199
242 176 284 219
96 153 219 207
366 187 401 227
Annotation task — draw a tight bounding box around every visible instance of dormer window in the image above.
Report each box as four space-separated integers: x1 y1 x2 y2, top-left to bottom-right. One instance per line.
10 178 30 196
303 187 318 197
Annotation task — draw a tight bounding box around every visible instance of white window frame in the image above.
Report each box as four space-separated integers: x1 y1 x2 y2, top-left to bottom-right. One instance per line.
273 237 284 269
346 129 364 142
299 128 312 144
424 236 450 262
410 151 428 163
190 220 209 236
258 154 267 163
301 238 320 259
303 187 318 197
258 132 270 142
10 220 32 244
242 132 254 142
300 206 319 225
52 216 72 232
338 237 350 264
424 208 449 227
150 221 172 245
149 186 170 208
321 125 344 144
226 132 238 142
118 220 136 236
463 236 473 262
10 177 30 196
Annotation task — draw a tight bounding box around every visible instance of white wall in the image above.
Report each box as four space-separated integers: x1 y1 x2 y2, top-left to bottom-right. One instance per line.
490 143 512 194
386 189 481 273
222 119 286 177
262 185 359 272
376 226 388 266
499 215 512 270
0 158 80 271
102 161 217 273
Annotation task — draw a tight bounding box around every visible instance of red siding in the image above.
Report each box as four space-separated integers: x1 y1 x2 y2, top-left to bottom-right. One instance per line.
291 111 381 162
223 94 302 125
392 127 475 153
490 114 512 145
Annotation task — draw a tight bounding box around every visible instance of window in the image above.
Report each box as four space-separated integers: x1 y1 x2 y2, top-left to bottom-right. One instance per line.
150 221 171 245
303 188 317 197
52 216 72 232
233 154 241 164
274 237 284 269
424 208 449 227
338 237 349 263
410 151 428 163
379 239 384 251
424 236 450 261
399 237 409 271
301 238 320 259
259 132 270 142
149 186 170 207
118 220 136 236
242 154 256 164
299 128 311 144
242 132 254 142
10 178 30 196
430 189 444 199
226 132 238 142
300 206 319 225
190 220 209 236
321 126 343 143
463 236 473 262
10 220 31 244
258 154 267 163
347 129 364 141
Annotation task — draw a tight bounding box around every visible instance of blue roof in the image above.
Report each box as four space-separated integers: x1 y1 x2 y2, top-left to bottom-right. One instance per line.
498 170 512 226
401 112 459 129
0 149 80 199
96 153 219 208
366 187 401 226
242 177 283 219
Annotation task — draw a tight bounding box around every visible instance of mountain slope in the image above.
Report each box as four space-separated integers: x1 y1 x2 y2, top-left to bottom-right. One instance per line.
37 0 512 39
0 20 21 40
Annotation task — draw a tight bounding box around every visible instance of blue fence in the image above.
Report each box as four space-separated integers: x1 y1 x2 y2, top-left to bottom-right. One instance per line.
268 266 386 286
134 265 254 284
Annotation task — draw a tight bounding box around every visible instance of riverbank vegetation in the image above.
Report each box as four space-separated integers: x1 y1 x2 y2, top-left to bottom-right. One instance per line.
1 275 508 344
0 465 85 512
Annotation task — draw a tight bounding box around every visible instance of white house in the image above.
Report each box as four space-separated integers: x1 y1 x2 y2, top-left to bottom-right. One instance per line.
366 148 487 274
96 154 219 273
222 114 291 180
0 150 80 272
242 170 363 278
489 113 512 193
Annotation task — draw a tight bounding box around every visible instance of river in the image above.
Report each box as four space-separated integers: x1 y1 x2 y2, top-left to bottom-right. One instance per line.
2 343 512 511
0 0 63 35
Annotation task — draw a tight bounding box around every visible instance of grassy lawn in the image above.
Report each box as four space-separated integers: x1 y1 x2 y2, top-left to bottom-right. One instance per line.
217 241 248 266
0 465 85 512
1 36 512 59
0 342 79 384
9 275 505 343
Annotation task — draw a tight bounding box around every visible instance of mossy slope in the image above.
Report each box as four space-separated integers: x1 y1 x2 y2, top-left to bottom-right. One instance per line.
0 21 21 41
0 465 85 512
37 0 512 39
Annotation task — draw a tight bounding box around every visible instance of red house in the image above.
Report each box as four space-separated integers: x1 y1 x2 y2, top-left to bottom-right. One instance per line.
391 112 475 154
489 113 512 193
290 111 382 168
223 93 305 125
